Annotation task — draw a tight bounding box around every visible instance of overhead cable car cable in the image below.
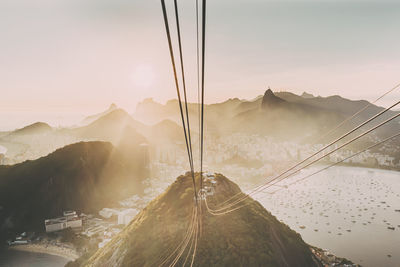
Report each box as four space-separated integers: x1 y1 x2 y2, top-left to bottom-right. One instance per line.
216 98 400 210
160 0 198 202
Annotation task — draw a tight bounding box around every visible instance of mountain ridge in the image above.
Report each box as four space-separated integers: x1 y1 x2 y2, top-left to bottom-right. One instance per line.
80 103 118 126
10 122 52 136
132 89 400 143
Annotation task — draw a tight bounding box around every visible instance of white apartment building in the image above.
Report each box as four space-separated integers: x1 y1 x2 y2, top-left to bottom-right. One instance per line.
45 211 83 232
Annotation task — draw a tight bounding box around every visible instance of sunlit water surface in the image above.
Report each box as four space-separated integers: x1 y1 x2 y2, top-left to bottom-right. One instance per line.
255 166 400 267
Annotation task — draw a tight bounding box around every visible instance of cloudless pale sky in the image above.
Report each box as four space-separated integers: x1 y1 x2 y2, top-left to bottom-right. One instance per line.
0 0 399 130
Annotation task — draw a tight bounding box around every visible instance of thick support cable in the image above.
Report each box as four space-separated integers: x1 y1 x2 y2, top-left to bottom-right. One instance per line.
313 82 400 144
196 0 201 181
172 0 197 198
217 99 400 209
214 108 400 212
169 207 197 267
195 0 204 236
207 131 400 216
189 206 199 267
200 0 206 188
157 206 195 266
160 0 198 202
267 131 400 195
263 113 400 190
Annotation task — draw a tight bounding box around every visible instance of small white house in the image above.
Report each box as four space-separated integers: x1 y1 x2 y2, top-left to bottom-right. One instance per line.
45 217 68 232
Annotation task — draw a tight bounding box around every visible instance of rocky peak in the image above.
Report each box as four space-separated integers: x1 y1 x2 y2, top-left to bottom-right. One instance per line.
261 88 285 109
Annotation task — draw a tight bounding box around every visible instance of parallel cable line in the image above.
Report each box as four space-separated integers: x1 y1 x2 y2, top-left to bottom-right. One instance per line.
195 0 204 236
172 0 198 209
160 0 198 202
215 99 400 210
169 207 198 267
182 219 196 266
313 82 400 144
168 208 196 267
159 0 200 260
205 197 251 216
173 0 195 173
198 0 206 237
211 107 400 213
157 206 196 266
160 2 204 266
265 131 400 196
196 0 201 176
200 0 206 181
189 207 199 267
206 132 400 214
259 112 400 194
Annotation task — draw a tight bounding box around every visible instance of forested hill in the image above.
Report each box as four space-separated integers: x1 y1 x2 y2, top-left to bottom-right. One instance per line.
0 141 147 238
74 173 321 267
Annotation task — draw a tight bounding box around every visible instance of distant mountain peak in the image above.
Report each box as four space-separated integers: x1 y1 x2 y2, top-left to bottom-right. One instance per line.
105 108 130 118
141 98 156 104
301 92 314 99
13 122 52 135
108 103 118 110
81 104 120 126
261 88 285 109
166 99 178 105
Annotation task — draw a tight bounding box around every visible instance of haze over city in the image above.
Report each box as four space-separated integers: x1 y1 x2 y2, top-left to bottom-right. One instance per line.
1 0 400 130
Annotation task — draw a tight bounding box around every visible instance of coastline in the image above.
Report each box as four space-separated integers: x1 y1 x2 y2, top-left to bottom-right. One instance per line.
8 243 79 262
303 161 400 174
328 161 400 173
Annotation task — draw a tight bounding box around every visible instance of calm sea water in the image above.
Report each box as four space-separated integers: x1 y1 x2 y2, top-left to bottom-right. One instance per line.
256 166 400 267
0 250 69 267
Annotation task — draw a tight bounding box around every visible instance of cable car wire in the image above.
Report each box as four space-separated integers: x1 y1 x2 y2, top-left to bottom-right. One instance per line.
312 82 400 144
266 131 400 195
160 0 198 202
211 103 400 212
215 98 400 210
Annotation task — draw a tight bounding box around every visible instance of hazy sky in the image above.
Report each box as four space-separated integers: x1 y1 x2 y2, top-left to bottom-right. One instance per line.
0 0 399 129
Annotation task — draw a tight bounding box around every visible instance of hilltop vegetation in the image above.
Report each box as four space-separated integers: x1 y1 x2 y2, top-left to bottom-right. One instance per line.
0 141 147 239
70 173 321 267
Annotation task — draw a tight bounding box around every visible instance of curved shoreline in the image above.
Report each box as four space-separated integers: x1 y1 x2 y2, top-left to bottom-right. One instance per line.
8 243 79 262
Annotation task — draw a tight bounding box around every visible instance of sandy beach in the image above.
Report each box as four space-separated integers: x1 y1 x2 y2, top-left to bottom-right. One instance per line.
9 243 79 261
